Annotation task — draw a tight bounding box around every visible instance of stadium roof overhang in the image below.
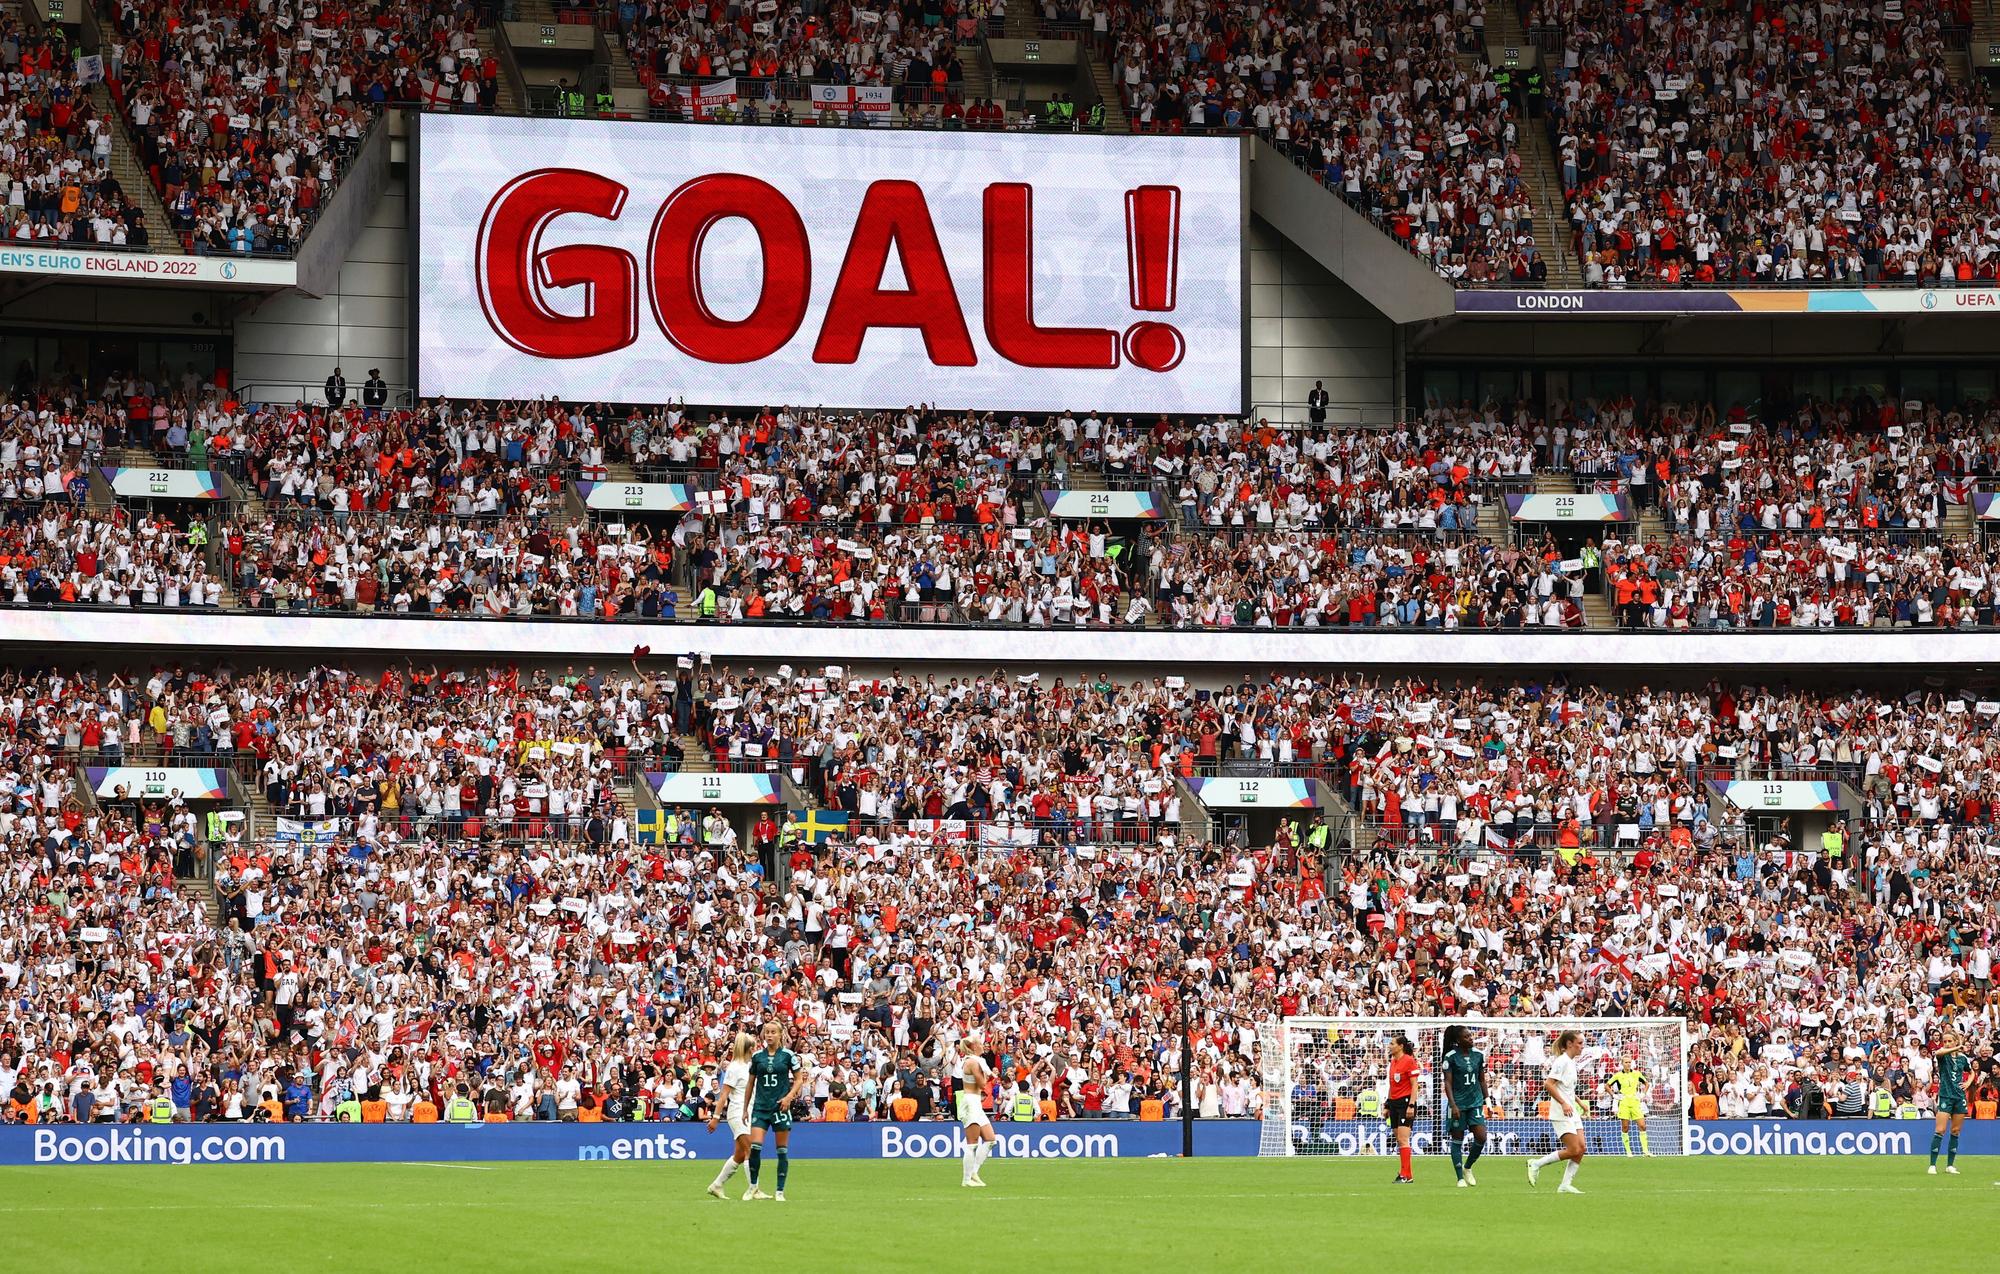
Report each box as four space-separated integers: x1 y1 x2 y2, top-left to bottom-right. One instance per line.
1247 139 1455 325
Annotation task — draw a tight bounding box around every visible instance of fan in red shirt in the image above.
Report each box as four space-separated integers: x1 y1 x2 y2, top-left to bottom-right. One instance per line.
1387 1035 1419 1183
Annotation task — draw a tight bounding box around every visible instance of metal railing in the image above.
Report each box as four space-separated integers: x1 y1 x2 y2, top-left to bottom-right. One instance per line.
238 384 417 410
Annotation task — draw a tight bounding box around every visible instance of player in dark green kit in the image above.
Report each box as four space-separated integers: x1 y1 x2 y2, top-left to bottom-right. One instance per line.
745 1020 807 1200
1928 1029 1970 1176
1440 1024 1489 1187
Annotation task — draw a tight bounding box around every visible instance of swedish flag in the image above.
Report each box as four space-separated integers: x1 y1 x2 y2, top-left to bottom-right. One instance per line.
800 809 849 844
635 807 665 844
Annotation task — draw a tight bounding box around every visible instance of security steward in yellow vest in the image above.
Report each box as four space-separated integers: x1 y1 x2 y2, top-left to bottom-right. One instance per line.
445 1085 479 1123
149 1092 176 1123
1011 1087 1036 1122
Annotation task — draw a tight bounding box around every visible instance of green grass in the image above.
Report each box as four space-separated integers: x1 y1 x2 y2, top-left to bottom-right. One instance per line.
0 1156 1990 1273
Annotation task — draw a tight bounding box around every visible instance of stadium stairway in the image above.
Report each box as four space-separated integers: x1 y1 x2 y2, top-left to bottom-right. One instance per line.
1322 785 1372 857
177 876 221 927
960 43 996 109
1976 9 2000 95
591 7 647 104
89 85 183 256
1517 121 1579 286
676 734 718 773
1475 497 1508 543
1532 472 1572 494
1944 498 1976 539
1081 49 1131 132
1486 0 1578 289
1579 592 1615 630
1174 777 1208 847
476 30 523 115
242 782 277 842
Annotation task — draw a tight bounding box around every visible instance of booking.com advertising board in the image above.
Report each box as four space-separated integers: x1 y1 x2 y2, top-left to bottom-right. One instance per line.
0 1120 1980 1166
411 115 1244 413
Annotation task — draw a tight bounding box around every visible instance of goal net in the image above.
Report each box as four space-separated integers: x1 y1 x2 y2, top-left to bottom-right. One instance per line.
1257 1017 1688 1158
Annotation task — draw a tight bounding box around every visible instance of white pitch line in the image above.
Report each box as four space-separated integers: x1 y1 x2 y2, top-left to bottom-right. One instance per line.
404 1162 495 1171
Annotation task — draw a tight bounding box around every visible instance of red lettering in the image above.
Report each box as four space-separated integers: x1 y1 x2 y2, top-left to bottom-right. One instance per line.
476 169 638 359
814 180 975 366
648 173 810 364
981 183 1117 370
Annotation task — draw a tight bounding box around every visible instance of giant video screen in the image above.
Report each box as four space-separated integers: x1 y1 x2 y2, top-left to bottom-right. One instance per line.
414 114 1243 412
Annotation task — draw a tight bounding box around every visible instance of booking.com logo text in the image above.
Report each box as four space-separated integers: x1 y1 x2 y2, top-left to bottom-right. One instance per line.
33 1129 286 1164
1689 1124 1912 1156
881 1128 1121 1159
576 1136 699 1161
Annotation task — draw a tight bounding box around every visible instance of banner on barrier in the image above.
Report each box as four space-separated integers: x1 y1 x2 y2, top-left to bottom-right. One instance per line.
809 84 894 123
1041 489 1163 520
649 771 784 805
1457 288 2000 317
1708 780 1845 812
1185 776 1319 809
0 247 295 288
101 467 224 501
0 1120 1259 1166
1687 1120 1954 1156
1505 492 1634 522
84 766 229 800
0 1118 1971 1166
574 481 693 513
674 78 738 121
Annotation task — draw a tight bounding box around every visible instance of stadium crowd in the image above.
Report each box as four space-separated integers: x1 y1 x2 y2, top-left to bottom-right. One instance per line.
1099 0 1544 283
0 659 1992 1127
1539 0 1994 286
0 22 155 249
6 381 2000 632
613 0 976 110
101 0 495 254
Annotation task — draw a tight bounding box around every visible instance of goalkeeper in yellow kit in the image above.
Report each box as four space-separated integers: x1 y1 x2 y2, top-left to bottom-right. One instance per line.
1606 1058 1652 1156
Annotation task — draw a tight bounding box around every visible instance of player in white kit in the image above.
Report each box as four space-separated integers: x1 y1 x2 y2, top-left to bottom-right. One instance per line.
1527 1029 1588 1194
955 1046 996 1187
705 1032 758 1198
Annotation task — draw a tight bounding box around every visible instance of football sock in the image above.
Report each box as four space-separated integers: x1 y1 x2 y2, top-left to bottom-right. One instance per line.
748 1147 762 1184
975 1140 992 1172
1638 1130 1650 1154
1465 1137 1484 1169
1398 1145 1412 1178
1947 1133 1959 1166
711 1159 739 1188
1448 1139 1465 1180
1561 1160 1579 1187
1530 1150 1562 1169
1620 1130 1632 1155
776 1149 789 1191
963 1143 978 1182
1929 1134 1942 1166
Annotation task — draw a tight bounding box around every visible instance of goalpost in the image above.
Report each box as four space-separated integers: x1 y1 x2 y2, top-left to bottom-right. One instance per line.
1257 1017 1690 1158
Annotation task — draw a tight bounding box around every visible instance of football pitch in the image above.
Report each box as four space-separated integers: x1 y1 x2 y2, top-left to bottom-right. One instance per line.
0 1156 1989 1272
